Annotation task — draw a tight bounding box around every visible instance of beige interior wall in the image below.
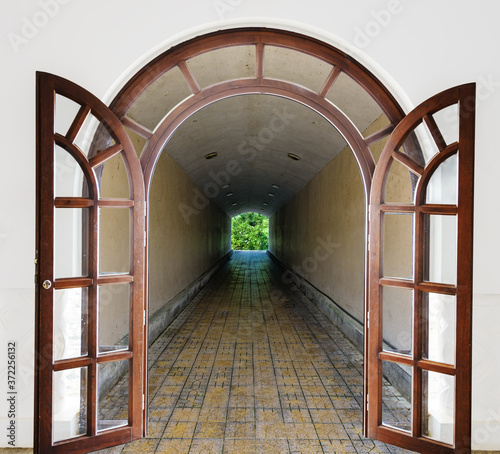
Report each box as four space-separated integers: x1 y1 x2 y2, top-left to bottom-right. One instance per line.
269 115 413 350
148 149 231 317
99 129 231 345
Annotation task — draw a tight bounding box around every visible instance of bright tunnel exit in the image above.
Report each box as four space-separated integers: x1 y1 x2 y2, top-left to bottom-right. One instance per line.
231 212 269 251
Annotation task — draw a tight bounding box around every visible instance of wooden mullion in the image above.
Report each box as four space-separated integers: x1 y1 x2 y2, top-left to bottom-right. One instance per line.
417 281 456 295
96 351 133 364
416 359 456 375
256 42 264 82
378 351 414 367
319 65 342 98
98 199 134 208
380 203 415 213
65 105 91 142
178 60 200 94
54 197 94 208
419 204 457 215
97 274 134 285
365 124 395 146
54 357 92 372
89 144 123 168
66 105 91 143
120 115 153 140
392 150 425 176
423 114 447 152
379 277 414 289
54 277 92 289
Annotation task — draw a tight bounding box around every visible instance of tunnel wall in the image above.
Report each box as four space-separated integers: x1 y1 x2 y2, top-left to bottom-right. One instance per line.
269 115 412 342
148 149 232 334
99 129 232 348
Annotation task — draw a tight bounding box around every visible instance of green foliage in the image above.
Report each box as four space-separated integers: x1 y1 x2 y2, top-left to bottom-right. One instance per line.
231 212 269 250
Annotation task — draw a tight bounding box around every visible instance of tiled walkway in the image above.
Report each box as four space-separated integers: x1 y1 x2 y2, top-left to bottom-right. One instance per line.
95 251 414 453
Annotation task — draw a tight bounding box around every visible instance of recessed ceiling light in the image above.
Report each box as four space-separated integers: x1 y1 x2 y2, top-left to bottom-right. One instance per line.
263 202 268 206
226 192 234 197
222 184 230 189
205 152 217 159
288 153 300 161
232 202 237 206
272 184 280 189
268 193 275 197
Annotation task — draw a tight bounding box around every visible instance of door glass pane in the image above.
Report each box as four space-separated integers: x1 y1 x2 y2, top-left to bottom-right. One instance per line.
423 215 457 285
422 370 455 445
383 213 413 279
55 94 82 138
382 287 412 355
98 283 130 354
382 361 412 432
99 208 130 274
98 360 129 431
54 288 89 361
426 154 458 205
54 208 89 279
55 145 89 198
53 367 88 442
422 293 456 366
384 158 414 204
95 152 130 199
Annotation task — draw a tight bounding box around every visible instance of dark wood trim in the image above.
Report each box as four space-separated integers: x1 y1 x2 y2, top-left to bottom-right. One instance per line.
89 144 124 168
66 105 91 143
319 65 342 98
121 115 153 140
178 60 201 94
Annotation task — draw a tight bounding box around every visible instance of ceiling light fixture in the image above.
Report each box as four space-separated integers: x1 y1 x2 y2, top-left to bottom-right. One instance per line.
205 152 217 159
232 202 237 206
272 184 280 189
226 192 234 197
268 193 275 197
288 153 300 161
263 202 268 206
222 184 230 189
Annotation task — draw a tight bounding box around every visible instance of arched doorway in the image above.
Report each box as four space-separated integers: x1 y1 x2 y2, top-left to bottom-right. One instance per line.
35 27 474 453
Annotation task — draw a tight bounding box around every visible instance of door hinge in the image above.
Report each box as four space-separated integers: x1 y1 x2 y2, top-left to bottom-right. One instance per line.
142 394 145 410
367 311 369 329
143 310 146 326
367 233 370 251
144 231 147 247
144 205 147 217
366 394 369 411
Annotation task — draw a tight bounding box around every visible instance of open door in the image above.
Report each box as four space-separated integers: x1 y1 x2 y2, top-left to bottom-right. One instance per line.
35 72 146 453
366 84 475 452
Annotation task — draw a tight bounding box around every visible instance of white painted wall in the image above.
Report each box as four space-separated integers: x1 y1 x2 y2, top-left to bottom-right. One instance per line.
1 0 499 449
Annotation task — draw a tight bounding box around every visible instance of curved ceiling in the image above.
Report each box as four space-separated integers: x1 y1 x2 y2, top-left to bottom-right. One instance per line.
117 30 395 218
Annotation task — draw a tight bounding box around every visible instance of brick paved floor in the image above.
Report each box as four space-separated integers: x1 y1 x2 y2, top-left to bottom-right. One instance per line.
94 251 415 453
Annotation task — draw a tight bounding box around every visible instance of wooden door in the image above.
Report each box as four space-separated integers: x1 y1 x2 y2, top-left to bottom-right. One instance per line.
366 84 475 452
35 72 146 453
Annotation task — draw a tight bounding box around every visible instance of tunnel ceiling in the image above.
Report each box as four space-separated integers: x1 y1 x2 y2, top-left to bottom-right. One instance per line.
126 43 385 217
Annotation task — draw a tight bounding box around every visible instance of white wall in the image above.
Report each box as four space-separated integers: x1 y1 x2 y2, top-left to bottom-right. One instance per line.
1 0 499 449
